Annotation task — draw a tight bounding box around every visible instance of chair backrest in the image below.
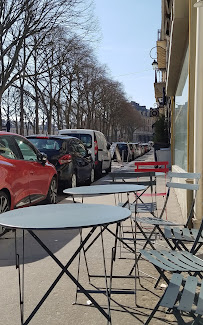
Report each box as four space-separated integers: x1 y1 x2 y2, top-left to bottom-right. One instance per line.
134 161 169 174
108 171 157 211
161 172 201 224
190 215 203 254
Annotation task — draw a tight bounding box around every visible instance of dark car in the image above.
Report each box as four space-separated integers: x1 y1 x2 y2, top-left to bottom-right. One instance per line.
114 142 132 162
27 135 94 189
0 132 58 215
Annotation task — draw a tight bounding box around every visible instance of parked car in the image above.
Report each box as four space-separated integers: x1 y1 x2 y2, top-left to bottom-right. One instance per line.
139 144 146 156
58 129 111 177
110 143 122 162
112 142 132 162
0 132 58 214
133 143 142 158
27 135 94 189
142 143 151 153
128 143 137 160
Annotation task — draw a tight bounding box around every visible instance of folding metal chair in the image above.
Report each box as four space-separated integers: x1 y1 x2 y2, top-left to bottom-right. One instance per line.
132 161 169 244
139 210 203 289
134 161 169 199
145 273 203 324
128 171 201 278
109 171 158 215
135 172 201 251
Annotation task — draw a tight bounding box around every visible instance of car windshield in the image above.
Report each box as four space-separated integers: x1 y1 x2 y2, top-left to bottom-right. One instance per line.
117 144 127 150
29 138 62 151
64 133 92 148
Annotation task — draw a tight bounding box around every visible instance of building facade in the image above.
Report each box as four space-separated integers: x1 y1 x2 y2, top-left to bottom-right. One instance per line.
154 0 203 227
131 101 156 143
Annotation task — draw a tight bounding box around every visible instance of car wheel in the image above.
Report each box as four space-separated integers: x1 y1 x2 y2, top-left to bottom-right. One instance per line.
46 177 57 204
90 168 95 183
71 173 77 188
85 168 94 185
0 190 10 213
0 191 11 237
105 162 112 174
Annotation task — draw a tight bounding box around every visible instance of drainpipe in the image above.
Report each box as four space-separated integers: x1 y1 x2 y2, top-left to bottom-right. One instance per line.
193 0 203 228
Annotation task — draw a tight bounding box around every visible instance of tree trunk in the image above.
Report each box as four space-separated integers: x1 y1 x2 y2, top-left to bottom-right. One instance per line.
34 40 39 134
20 84 24 135
0 94 2 130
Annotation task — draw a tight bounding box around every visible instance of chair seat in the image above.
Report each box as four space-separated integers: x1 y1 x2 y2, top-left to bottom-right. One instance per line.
164 226 203 242
136 202 157 213
160 273 203 315
117 202 157 213
140 250 203 272
136 216 181 226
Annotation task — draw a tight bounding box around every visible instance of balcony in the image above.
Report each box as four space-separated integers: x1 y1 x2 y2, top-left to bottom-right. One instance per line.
154 81 166 102
157 40 167 69
150 41 167 104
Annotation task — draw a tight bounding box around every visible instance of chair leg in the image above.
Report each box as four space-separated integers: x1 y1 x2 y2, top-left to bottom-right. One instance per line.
129 223 157 276
192 315 203 324
154 274 162 288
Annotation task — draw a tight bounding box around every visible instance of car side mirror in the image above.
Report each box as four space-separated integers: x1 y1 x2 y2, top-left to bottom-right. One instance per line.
37 152 47 165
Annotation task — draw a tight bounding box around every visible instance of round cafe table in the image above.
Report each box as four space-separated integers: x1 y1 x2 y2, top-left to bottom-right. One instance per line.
0 203 131 325
63 183 147 197
63 183 146 304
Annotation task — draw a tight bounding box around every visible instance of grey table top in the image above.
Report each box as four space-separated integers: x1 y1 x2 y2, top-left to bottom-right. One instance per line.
63 184 147 196
0 204 131 230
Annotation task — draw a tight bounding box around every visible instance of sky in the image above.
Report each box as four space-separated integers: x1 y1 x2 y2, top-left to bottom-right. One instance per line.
94 0 162 109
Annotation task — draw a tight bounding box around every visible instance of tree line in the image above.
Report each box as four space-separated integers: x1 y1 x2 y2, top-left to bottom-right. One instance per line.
0 0 143 141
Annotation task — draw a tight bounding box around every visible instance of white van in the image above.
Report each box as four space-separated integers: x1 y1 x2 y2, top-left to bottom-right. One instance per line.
58 129 112 177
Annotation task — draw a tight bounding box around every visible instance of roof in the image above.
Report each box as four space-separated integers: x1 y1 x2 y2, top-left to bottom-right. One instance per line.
27 134 76 140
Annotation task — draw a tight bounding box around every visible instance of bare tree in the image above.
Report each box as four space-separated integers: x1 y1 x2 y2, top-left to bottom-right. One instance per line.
0 0 98 130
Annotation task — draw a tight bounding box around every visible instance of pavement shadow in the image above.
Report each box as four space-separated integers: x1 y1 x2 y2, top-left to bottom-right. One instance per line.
0 228 79 267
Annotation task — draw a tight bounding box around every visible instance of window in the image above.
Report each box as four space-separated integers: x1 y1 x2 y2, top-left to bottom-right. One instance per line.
174 46 189 171
80 135 92 148
65 133 92 148
73 140 86 156
0 136 19 159
15 137 38 161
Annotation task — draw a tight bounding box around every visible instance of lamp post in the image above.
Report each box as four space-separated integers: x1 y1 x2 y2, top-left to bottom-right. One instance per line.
149 45 166 83
149 44 168 130
152 59 158 70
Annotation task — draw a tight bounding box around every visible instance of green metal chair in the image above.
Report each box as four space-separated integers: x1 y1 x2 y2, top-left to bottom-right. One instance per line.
129 171 201 279
140 190 203 290
145 273 203 324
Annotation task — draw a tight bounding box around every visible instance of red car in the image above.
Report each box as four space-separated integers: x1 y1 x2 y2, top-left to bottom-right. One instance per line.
0 132 58 214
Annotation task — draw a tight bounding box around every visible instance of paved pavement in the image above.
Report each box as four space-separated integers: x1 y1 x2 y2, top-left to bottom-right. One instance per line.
0 150 198 325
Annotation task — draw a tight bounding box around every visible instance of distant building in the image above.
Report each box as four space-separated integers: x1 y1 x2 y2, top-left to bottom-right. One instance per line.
131 101 157 143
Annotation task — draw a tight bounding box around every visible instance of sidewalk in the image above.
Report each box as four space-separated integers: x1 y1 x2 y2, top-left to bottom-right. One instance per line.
0 150 194 325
